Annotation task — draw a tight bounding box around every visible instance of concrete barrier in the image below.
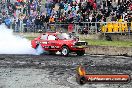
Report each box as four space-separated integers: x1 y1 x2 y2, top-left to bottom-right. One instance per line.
86 45 132 56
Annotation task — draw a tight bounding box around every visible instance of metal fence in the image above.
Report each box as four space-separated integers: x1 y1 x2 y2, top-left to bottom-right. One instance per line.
10 22 132 35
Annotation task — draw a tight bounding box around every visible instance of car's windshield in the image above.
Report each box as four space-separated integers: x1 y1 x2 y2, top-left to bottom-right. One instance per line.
48 35 56 40
41 34 56 40
57 33 72 40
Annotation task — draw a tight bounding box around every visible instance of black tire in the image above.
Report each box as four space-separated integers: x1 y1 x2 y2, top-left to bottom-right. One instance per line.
35 44 39 49
76 50 85 56
61 46 70 56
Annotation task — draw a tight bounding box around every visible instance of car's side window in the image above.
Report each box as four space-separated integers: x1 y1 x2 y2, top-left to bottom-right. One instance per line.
56 34 61 39
57 33 70 40
41 34 48 40
47 35 56 40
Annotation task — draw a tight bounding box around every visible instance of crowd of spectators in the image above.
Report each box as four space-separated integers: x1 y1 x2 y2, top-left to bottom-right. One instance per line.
0 0 131 33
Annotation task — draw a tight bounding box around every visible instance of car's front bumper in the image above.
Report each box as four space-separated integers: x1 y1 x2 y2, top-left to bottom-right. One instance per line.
70 45 88 51
71 45 88 48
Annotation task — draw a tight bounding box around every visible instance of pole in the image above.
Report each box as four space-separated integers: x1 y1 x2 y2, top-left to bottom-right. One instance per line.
41 0 46 12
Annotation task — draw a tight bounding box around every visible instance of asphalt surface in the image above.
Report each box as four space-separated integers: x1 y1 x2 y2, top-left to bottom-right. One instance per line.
0 54 132 88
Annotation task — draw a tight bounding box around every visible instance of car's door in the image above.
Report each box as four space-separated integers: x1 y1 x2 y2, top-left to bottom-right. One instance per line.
47 35 60 50
39 34 49 49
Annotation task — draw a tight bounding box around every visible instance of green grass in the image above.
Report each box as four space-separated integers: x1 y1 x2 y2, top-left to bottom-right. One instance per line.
83 39 132 47
26 37 132 47
26 37 36 40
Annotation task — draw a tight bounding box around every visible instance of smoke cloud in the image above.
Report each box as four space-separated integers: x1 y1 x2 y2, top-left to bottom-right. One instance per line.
0 24 36 54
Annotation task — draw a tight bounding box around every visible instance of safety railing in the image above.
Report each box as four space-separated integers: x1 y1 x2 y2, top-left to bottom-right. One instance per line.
74 22 132 35
10 22 132 35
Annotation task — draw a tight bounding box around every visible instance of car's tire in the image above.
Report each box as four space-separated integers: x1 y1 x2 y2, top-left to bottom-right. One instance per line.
61 46 70 56
35 44 39 49
76 50 85 56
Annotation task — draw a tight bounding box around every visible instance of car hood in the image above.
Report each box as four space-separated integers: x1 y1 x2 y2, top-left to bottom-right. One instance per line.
63 40 87 45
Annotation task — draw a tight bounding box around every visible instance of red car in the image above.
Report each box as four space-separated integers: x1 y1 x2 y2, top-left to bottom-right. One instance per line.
31 32 88 56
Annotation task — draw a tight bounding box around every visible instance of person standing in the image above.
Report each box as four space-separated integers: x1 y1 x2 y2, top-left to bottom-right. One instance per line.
4 16 11 29
127 15 132 33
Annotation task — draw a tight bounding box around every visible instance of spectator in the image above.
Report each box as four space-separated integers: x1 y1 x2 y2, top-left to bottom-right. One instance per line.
4 16 11 29
0 0 131 33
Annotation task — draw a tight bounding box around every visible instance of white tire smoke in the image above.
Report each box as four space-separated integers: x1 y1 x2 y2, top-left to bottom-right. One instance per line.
0 24 36 54
35 44 44 55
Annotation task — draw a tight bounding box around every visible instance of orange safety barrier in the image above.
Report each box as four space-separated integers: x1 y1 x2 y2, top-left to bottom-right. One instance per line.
101 22 131 33
101 25 107 32
113 22 119 32
107 23 113 32
118 22 122 32
121 21 128 32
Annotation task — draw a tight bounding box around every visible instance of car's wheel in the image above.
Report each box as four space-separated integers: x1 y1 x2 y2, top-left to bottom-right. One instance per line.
61 46 69 56
35 44 44 55
76 50 85 56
